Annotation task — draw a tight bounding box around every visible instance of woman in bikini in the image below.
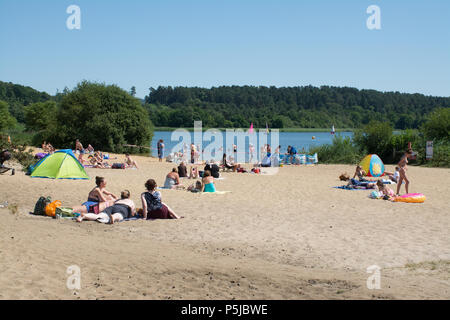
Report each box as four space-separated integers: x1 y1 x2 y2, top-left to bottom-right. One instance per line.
396 149 413 196
73 176 117 214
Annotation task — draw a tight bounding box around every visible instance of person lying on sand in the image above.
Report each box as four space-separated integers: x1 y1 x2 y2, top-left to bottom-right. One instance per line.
164 168 185 189
77 190 136 224
339 173 376 189
72 176 117 214
124 153 138 169
141 179 183 219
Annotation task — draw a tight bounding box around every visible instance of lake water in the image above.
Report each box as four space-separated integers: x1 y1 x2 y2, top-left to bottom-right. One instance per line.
151 130 353 161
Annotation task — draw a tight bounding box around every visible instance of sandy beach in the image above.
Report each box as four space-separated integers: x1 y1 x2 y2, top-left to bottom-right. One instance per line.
0 153 449 300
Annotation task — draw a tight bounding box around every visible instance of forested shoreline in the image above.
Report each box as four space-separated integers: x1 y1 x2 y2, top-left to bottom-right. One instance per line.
0 81 448 167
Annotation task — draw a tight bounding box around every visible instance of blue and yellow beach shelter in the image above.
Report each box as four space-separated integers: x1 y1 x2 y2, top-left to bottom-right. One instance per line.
30 149 89 180
359 154 385 178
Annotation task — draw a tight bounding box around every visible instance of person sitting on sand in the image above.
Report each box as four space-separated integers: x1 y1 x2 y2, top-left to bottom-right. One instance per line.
77 190 136 224
353 165 367 181
124 153 138 169
202 170 216 193
78 152 85 165
141 179 183 219
0 150 14 175
164 168 185 189
189 166 199 179
178 161 188 178
72 176 117 214
385 167 400 183
222 153 238 172
86 144 94 154
376 180 395 200
187 180 203 193
204 160 220 178
42 141 49 153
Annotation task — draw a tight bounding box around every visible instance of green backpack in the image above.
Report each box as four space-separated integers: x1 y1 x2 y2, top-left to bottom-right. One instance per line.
33 196 51 216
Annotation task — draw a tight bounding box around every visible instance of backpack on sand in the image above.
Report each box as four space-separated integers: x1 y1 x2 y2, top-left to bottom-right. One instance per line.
33 196 52 216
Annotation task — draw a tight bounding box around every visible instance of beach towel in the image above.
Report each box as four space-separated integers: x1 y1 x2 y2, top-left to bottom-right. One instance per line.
201 191 231 195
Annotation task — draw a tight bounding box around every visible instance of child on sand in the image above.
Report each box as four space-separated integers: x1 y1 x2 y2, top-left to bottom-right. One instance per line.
376 180 395 200
187 180 203 193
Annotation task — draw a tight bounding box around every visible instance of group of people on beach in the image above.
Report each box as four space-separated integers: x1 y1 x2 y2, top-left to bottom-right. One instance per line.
74 139 138 169
340 149 413 200
41 141 55 154
75 176 183 224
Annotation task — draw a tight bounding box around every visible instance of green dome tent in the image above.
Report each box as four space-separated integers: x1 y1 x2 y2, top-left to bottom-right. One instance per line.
30 149 89 180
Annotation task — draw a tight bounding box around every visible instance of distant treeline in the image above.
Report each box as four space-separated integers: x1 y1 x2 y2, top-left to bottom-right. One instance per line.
144 85 450 129
0 81 52 123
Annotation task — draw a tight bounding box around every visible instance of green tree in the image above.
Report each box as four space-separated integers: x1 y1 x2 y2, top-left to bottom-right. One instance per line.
24 101 58 132
0 101 16 133
130 86 136 97
50 81 153 153
421 108 450 142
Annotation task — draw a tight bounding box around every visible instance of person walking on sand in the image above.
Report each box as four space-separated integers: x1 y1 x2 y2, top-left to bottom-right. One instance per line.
396 149 413 196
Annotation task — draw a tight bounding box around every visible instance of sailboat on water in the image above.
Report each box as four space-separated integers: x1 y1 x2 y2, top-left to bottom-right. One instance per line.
331 125 335 135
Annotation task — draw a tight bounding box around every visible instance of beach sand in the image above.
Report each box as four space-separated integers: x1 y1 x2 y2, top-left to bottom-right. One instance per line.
0 153 449 300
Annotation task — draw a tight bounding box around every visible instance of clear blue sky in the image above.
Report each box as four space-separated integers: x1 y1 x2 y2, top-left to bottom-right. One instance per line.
1 0 449 98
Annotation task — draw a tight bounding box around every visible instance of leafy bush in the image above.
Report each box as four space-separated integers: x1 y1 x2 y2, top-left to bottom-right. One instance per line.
353 121 393 160
0 136 36 170
309 135 363 164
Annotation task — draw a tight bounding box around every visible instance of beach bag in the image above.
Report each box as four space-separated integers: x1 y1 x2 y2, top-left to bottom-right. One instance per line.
112 163 125 169
45 200 62 217
55 207 78 218
33 196 52 216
